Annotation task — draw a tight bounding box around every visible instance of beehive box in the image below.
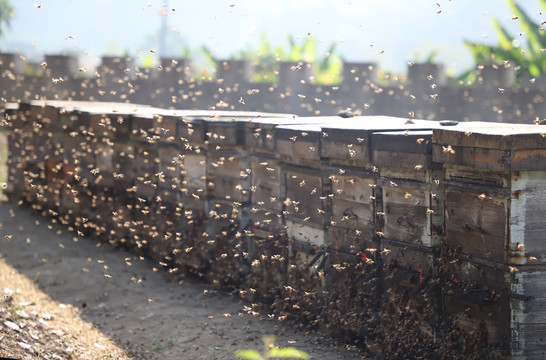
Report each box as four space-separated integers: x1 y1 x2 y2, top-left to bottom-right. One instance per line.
111 141 135 192
434 123 546 357
243 114 300 154
248 155 284 235
372 131 443 248
156 145 182 205
433 122 546 265
245 116 321 238
131 114 159 200
275 122 338 243
320 116 441 168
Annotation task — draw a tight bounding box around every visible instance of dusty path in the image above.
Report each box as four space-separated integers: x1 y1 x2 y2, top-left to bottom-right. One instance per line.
0 203 365 359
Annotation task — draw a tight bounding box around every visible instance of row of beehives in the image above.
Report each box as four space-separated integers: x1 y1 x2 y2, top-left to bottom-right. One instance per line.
5 100 546 358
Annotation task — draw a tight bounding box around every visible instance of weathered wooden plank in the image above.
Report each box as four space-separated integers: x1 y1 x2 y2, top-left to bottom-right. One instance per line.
248 208 283 235
181 153 206 192
511 148 546 171
207 119 246 146
208 154 250 203
510 171 546 265
157 146 182 190
285 170 325 223
276 124 322 161
380 238 435 275
433 123 546 151
382 186 433 246
178 118 206 145
94 142 114 187
112 142 135 189
445 189 508 263
206 199 242 223
250 157 282 211
442 291 511 347
286 217 326 246
331 198 373 230
131 114 155 141
432 144 510 171
444 164 510 188
133 145 158 199
152 114 177 143
327 227 374 254
320 117 439 165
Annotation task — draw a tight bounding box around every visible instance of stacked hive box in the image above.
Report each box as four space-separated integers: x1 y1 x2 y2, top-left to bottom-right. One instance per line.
433 123 546 357
245 117 297 239
6 103 42 208
244 117 335 303
6 100 546 358
274 121 331 325
203 112 295 284
319 118 444 342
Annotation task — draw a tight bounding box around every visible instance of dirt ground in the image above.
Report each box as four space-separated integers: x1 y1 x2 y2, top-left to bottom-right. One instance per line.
0 202 366 359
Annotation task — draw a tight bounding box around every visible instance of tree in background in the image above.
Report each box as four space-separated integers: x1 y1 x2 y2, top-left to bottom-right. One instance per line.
0 0 14 39
462 0 546 82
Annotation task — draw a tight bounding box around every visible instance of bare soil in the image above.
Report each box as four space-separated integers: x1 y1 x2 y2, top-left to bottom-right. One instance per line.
0 203 365 359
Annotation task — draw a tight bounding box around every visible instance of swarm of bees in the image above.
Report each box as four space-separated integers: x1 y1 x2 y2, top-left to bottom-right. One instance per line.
2 50 542 358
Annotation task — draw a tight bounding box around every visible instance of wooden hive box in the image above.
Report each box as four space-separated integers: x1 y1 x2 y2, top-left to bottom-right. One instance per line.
111 141 135 192
321 119 443 259
326 167 377 254
130 113 162 200
175 113 209 216
130 112 155 142
276 122 328 246
156 145 182 205
434 123 546 357
152 113 178 144
133 142 158 200
248 155 284 236
207 152 250 205
320 116 440 168
372 130 443 248
243 114 299 155
245 116 323 238
433 122 546 265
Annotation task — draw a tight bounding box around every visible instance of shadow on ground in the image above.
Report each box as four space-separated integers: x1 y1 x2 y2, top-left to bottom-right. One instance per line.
0 203 364 360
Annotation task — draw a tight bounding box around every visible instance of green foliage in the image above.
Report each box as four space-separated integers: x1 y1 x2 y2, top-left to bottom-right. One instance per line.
462 0 546 80
235 335 309 360
233 31 342 84
0 0 14 39
411 50 439 64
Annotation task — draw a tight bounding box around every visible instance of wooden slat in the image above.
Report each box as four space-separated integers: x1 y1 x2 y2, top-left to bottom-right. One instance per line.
285 170 325 223
510 171 546 265
250 157 282 211
383 186 432 246
286 217 325 246
445 189 508 263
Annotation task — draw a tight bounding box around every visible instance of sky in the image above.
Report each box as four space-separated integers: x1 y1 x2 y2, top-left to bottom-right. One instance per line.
1 0 542 75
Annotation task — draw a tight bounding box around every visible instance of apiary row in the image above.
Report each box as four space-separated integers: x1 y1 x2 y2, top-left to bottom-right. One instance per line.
5 100 546 358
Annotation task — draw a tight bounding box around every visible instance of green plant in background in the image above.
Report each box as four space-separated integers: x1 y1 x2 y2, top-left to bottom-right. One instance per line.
235 335 309 360
411 50 439 64
196 44 217 80
0 0 14 39
233 31 342 84
461 0 546 82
